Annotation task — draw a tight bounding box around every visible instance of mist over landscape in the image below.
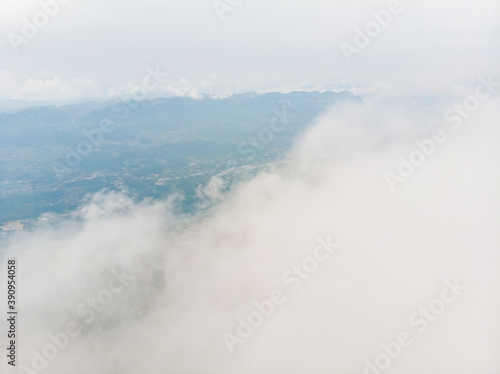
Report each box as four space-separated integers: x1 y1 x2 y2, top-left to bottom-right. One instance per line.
1 97 499 373
0 1 499 374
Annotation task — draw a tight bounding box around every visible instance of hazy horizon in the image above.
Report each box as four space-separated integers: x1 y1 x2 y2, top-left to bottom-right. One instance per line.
1 1 499 374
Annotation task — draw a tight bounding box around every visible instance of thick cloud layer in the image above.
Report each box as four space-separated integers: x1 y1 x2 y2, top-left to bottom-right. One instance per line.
1 98 499 374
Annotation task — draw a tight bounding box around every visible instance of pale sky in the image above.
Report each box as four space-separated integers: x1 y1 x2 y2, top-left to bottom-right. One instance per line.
0 0 499 102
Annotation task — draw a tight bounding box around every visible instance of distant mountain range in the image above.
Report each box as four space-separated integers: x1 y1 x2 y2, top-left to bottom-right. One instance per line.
0 90 361 231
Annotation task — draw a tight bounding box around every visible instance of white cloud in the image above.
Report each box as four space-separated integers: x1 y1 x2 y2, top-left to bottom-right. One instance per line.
12 76 100 102
0 70 18 97
2 97 499 373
